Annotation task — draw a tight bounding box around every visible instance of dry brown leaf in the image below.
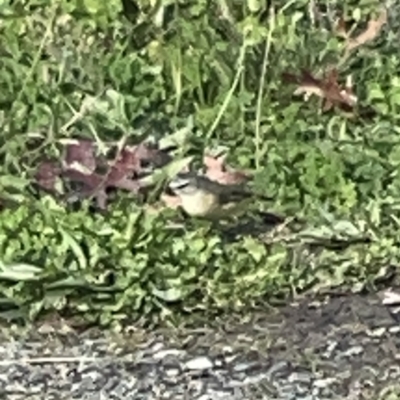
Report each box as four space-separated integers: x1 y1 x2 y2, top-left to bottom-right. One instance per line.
282 69 357 112
32 137 177 211
203 153 251 185
346 8 387 52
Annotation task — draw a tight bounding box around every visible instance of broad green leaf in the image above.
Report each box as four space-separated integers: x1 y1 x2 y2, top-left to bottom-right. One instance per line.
151 286 182 302
0 263 42 281
138 156 194 186
158 117 194 150
58 227 88 270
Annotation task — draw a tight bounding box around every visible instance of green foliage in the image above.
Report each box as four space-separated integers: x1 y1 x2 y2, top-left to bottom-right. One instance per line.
0 0 399 327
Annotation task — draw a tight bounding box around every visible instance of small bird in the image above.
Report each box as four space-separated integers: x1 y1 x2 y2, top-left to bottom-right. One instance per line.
168 172 274 220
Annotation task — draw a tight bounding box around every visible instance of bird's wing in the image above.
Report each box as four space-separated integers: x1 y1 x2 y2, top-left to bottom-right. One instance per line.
195 175 273 204
218 184 253 205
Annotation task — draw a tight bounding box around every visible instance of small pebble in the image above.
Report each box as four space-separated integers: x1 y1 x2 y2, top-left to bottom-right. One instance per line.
184 356 213 371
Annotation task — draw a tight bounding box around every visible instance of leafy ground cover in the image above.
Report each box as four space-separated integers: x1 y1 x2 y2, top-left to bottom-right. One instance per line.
0 0 399 328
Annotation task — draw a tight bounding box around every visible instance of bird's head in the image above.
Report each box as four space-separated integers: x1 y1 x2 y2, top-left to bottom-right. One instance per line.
168 173 200 196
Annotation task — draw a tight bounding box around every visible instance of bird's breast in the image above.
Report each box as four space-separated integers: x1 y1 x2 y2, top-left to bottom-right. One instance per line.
180 191 220 217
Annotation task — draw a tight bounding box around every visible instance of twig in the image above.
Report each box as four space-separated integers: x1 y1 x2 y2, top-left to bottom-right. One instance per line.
0 356 101 365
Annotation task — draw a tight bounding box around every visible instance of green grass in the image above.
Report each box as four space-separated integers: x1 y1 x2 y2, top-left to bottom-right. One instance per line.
0 0 399 328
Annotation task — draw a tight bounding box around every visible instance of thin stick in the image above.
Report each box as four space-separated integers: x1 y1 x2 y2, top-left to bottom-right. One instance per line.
0 356 101 365
254 7 275 170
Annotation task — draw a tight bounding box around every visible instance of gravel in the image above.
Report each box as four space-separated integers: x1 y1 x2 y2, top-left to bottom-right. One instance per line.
1 290 399 400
